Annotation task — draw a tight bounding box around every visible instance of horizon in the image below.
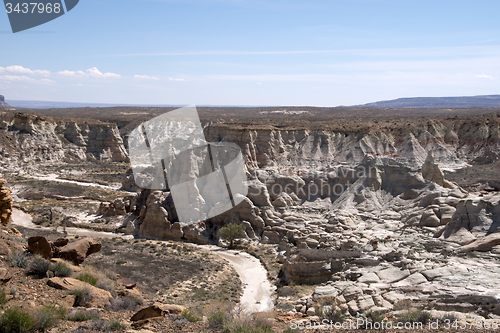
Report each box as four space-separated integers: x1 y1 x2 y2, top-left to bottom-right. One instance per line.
1 0 500 106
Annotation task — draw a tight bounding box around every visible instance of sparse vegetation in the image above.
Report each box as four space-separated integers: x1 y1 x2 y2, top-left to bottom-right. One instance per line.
33 305 67 331
27 256 50 277
108 297 143 311
0 307 35 333
49 261 73 277
67 311 99 322
72 288 93 307
0 290 7 306
397 310 432 324
7 251 30 268
76 273 98 286
180 309 202 322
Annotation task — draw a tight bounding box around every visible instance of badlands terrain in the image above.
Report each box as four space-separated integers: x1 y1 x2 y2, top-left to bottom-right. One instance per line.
0 104 500 332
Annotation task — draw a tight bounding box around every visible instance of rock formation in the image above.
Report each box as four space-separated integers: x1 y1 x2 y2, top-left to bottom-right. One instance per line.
0 174 12 225
0 95 13 109
0 111 128 170
28 236 101 265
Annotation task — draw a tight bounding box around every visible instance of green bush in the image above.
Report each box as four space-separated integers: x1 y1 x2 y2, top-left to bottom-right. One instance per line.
72 288 93 307
67 311 98 322
0 307 35 333
0 290 7 306
49 262 73 277
28 256 50 278
207 310 228 330
7 251 30 269
76 274 98 286
33 305 66 331
180 309 201 322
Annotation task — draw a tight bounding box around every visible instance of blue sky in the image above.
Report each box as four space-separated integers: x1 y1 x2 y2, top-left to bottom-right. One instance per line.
1 0 500 106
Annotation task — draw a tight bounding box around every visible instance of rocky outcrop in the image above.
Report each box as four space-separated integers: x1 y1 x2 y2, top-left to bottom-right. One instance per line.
441 192 500 244
0 111 128 169
421 150 454 189
204 118 500 169
0 95 13 109
0 175 12 225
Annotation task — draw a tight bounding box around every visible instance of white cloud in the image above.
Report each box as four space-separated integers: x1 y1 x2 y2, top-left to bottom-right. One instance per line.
57 67 121 79
58 70 86 77
0 75 55 85
167 77 186 81
134 75 160 80
476 74 493 79
40 79 56 85
0 65 50 77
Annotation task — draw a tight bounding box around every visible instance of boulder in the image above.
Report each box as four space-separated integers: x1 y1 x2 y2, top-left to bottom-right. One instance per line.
459 233 500 253
131 305 165 321
47 277 111 308
375 267 410 283
158 304 186 315
58 238 102 265
28 236 53 259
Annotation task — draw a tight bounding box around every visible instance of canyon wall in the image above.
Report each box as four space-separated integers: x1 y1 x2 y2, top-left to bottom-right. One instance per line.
0 111 128 169
204 115 500 170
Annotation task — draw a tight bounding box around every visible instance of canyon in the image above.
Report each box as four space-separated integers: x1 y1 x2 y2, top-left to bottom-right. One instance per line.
1 105 500 328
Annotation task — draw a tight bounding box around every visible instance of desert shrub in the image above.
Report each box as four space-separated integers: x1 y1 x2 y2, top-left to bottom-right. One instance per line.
7 251 30 268
358 311 385 329
67 311 98 322
77 273 98 286
180 309 201 322
207 310 227 330
74 319 125 332
72 288 93 307
437 313 459 324
105 320 126 331
0 307 35 333
28 256 51 278
49 262 73 277
222 312 274 333
107 297 143 311
95 278 116 296
318 306 344 323
0 290 7 306
397 311 432 324
33 305 66 331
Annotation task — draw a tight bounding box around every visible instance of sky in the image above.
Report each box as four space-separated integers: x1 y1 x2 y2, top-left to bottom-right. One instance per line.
1 0 500 106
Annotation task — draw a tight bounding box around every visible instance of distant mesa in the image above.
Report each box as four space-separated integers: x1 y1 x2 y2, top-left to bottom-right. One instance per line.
0 95 15 110
357 94 500 108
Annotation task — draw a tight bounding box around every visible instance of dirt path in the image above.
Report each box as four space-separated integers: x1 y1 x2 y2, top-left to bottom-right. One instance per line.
29 173 122 191
202 246 276 313
11 208 276 313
